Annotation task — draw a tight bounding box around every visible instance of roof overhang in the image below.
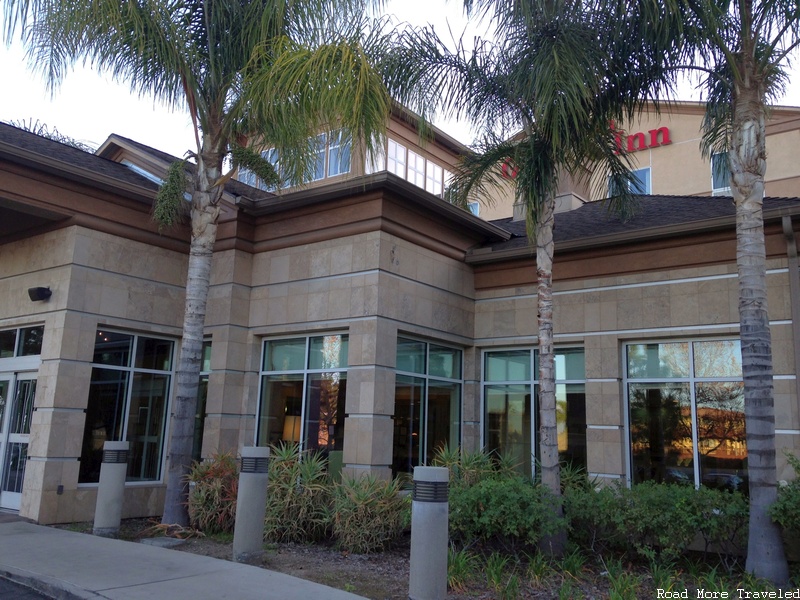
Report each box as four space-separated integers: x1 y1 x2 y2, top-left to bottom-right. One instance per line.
236 171 511 243
466 201 800 264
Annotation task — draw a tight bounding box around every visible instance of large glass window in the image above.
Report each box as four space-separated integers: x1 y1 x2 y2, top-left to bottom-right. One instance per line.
393 338 462 477
79 330 175 483
626 339 747 493
483 348 586 478
257 335 348 474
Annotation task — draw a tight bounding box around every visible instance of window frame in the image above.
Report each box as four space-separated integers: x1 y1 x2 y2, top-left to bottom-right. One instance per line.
711 152 732 196
79 329 176 485
608 166 652 196
481 346 586 479
237 132 352 190
393 337 463 476
256 333 349 456
622 338 746 491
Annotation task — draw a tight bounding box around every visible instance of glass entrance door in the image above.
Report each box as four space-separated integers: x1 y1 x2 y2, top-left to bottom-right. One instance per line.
0 375 36 510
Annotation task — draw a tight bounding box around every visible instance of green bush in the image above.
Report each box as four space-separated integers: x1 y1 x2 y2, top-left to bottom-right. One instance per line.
264 443 332 543
432 444 518 487
565 480 748 562
770 452 800 529
332 475 409 553
449 475 562 549
186 452 239 534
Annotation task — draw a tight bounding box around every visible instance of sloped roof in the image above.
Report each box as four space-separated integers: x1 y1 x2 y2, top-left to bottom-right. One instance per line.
0 122 160 193
472 195 800 261
99 133 274 201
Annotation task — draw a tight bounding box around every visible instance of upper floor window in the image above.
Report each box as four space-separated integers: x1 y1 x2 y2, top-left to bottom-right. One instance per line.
376 138 455 203
711 152 731 196
0 326 44 359
79 330 175 484
609 167 651 196
238 131 351 190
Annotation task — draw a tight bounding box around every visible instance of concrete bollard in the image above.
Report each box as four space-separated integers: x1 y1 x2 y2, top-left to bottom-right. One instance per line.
232 446 270 562
93 441 129 537
409 466 449 600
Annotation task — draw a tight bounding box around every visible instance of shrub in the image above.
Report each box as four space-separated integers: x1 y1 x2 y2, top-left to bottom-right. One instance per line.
564 481 625 554
449 475 563 550
264 443 332 543
770 452 800 533
690 486 748 562
332 475 408 554
565 480 748 563
186 452 239 534
432 444 517 488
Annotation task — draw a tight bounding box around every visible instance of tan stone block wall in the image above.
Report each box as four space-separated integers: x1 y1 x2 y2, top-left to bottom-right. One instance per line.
475 257 799 480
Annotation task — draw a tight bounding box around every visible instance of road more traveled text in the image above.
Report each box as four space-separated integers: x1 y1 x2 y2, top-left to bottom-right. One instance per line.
656 590 800 599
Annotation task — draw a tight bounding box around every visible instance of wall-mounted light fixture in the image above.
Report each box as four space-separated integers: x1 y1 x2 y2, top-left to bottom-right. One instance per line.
28 287 52 302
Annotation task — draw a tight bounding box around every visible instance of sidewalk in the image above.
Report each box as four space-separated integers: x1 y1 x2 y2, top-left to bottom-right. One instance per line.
0 518 368 600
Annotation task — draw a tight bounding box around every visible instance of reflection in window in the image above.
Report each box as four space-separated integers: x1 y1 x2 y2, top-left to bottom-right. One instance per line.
0 326 45 359
626 339 747 494
393 338 461 477
712 152 731 196
79 330 175 483
483 348 586 478
257 335 348 479
192 340 212 462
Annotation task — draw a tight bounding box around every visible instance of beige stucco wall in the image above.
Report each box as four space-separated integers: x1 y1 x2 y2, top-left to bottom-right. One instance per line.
485 104 800 220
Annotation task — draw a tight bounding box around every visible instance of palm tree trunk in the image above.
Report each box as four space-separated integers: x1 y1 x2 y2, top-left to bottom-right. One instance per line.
162 153 222 525
731 84 789 585
535 194 566 557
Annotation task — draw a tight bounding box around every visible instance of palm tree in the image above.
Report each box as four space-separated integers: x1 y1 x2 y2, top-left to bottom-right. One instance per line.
5 0 391 525
661 0 800 585
383 0 676 555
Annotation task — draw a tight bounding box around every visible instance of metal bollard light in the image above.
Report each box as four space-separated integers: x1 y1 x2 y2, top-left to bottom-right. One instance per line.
408 466 449 600
93 441 129 537
232 446 270 562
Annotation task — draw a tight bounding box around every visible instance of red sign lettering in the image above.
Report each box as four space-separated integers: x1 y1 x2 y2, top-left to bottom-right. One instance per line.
611 122 672 154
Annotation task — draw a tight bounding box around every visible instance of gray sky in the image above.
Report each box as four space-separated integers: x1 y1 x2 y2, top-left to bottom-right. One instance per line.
1 1 798 157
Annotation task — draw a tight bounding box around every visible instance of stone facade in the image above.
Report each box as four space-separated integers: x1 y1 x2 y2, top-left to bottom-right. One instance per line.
1 115 799 523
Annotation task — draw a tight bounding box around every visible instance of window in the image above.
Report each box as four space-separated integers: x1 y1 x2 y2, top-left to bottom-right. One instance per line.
237 132 351 190
625 339 747 493
327 130 351 177
79 330 175 483
0 326 43 359
192 340 212 462
387 139 407 177
712 152 731 196
609 167 651 196
258 335 348 475
467 202 480 216
425 162 444 196
407 150 426 188
378 138 455 201
393 338 462 477
483 348 586 478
